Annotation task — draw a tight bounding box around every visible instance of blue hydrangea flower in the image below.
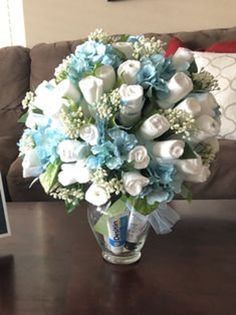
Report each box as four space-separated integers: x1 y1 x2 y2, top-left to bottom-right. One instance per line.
127 35 143 44
28 126 66 169
137 54 176 100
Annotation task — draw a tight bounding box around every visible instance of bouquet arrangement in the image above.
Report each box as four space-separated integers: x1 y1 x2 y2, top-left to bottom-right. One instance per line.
19 29 221 255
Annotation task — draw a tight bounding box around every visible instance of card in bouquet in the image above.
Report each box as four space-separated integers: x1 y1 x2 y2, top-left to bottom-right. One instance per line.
0 173 10 238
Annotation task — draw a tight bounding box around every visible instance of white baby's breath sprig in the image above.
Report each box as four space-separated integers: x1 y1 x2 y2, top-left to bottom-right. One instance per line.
95 88 121 120
54 56 71 84
132 36 165 59
88 29 110 44
195 143 216 166
22 91 35 109
160 108 196 140
192 68 219 92
50 185 84 206
60 100 87 139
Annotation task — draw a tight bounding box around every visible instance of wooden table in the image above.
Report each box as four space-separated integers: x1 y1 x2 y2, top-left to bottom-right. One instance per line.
0 200 236 315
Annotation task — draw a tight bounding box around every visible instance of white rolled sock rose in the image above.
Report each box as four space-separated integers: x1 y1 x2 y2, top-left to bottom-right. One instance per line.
112 42 134 59
119 84 144 126
158 72 193 109
175 97 202 117
85 183 109 206
152 140 185 159
78 75 103 105
193 93 219 117
25 112 49 129
95 65 116 92
57 140 87 163
22 149 42 178
56 79 81 102
172 47 194 71
117 60 141 85
122 172 149 196
192 115 221 142
139 113 170 140
174 155 203 175
58 161 91 186
185 165 211 183
79 124 99 146
128 145 150 169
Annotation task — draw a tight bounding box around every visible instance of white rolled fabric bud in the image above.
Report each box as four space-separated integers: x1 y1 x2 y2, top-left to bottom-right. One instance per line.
112 42 134 59
119 84 144 126
152 140 185 159
85 183 109 206
139 113 170 140
58 162 91 186
174 155 203 175
95 65 116 92
22 149 42 178
175 97 202 117
192 115 221 142
122 172 149 196
56 79 81 102
193 93 219 117
185 165 211 183
57 140 87 163
128 145 150 169
25 112 49 129
117 60 141 85
79 124 99 146
158 72 193 109
172 47 194 71
78 75 103 105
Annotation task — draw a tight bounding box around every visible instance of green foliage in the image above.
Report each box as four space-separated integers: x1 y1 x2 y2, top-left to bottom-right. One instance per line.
127 196 159 216
39 159 61 194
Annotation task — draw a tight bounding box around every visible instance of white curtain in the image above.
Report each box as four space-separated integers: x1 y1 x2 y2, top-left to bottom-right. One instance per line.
0 0 26 47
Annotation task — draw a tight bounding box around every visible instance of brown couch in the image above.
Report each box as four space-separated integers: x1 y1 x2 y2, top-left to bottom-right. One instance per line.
1 26 236 201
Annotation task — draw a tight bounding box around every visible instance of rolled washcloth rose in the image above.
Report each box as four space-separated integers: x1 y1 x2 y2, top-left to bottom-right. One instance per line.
22 148 42 178
128 145 150 169
79 124 99 146
119 84 144 126
57 139 89 162
94 65 116 92
193 93 219 117
158 72 193 109
78 75 103 105
55 78 81 102
139 113 170 140
112 42 134 59
174 154 203 175
122 172 150 196
185 165 211 183
172 47 194 71
58 161 91 186
175 97 202 117
117 60 141 85
192 114 221 142
85 183 110 206
152 140 185 159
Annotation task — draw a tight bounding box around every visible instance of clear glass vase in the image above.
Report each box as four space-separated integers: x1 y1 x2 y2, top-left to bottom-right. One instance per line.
87 203 150 265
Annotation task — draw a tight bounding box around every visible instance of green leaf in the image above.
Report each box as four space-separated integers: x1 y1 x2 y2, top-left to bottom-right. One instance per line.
189 60 198 74
180 142 197 159
127 196 159 216
39 159 61 194
180 184 192 203
18 112 28 123
65 200 77 214
93 198 127 236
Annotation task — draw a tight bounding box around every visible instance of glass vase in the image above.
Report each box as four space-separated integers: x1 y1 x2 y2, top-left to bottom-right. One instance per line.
87 203 150 265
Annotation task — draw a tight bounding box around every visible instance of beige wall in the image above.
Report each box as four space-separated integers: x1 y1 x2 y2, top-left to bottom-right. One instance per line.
23 0 236 47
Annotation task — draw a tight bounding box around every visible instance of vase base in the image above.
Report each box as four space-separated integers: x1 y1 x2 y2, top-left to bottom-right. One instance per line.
102 251 141 265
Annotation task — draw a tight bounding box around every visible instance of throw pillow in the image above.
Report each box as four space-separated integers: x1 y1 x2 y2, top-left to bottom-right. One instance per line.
194 51 236 140
165 37 184 57
206 40 236 53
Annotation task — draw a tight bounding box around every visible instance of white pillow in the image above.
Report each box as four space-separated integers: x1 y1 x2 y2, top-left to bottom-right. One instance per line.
193 51 236 140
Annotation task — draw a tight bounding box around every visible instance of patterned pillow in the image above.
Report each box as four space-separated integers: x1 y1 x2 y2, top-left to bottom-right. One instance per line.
194 51 236 140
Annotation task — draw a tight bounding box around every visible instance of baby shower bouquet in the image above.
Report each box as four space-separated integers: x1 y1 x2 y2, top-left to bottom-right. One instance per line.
19 29 221 237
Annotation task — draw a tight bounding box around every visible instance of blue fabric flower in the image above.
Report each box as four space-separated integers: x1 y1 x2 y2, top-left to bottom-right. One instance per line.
137 54 176 100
